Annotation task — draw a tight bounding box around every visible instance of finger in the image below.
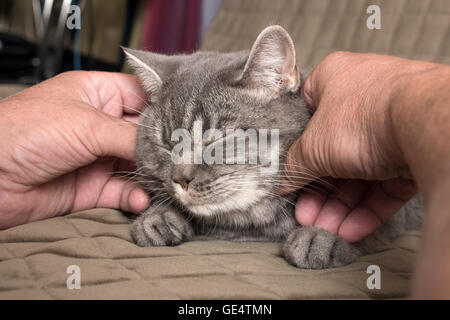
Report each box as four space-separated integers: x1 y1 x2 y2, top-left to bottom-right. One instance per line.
109 73 147 115
278 137 319 195
301 74 315 110
123 115 140 124
69 159 149 214
295 187 328 226
338 178 416 242
96 177 150 213
314 179 371 234
81 72 146 117
338 205 383 243
90 110 138 161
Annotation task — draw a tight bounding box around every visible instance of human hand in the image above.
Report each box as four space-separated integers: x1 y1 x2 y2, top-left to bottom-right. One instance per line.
280 52 435 242
0 71 150 229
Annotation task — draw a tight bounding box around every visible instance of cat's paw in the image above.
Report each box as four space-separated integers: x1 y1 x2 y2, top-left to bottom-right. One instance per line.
282 226 360 269
131 208 194 247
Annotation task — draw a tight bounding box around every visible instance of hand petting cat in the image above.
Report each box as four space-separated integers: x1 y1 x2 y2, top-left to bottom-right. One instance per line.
0 71 150 229
280 52 433 243
0 52 423 247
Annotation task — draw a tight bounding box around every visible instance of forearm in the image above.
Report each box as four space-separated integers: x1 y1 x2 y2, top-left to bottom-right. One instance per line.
390 63 450 298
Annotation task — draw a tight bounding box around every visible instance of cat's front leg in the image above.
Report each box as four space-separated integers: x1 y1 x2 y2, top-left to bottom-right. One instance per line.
282 226 360 269
131 205 194 247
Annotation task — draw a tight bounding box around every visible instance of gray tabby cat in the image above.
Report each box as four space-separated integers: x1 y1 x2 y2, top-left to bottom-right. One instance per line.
124 26 422 269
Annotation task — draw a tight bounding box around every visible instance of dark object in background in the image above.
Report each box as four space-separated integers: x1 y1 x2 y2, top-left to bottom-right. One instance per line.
0 31 119 85
0 0 213 85
0 0 134 85
0 32 38 84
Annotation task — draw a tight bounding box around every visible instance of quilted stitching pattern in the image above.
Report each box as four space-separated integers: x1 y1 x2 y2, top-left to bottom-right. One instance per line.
0 209 419 299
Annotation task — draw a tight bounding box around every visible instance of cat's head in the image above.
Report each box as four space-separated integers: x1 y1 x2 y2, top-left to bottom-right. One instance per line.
124 25 310 218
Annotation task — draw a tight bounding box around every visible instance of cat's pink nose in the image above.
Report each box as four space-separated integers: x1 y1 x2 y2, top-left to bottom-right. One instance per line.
172 164 195 191
173 178 191 191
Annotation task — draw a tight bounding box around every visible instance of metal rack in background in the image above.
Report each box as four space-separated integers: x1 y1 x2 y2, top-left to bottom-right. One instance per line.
0 0 139 84
32 0 85 81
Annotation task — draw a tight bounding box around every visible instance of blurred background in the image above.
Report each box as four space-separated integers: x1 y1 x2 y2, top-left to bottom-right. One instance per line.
0 0 223 87
1 0 449 98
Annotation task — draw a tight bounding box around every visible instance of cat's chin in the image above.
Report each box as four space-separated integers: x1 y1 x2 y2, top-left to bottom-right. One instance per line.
181 189 268 217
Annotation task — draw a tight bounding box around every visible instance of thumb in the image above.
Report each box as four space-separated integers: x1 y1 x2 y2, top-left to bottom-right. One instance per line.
89 109 138 161
278 135 319 195
278 67 324 195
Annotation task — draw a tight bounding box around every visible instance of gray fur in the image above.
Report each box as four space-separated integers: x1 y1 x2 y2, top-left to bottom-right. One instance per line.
124 26 423 269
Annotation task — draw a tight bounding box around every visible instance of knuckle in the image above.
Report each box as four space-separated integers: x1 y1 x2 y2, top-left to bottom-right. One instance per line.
323 51 344 63
56 70 86 80
320 51 353 70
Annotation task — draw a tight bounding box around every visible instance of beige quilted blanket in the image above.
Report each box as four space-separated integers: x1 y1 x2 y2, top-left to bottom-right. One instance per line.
2 0 449 299
0 209 420 299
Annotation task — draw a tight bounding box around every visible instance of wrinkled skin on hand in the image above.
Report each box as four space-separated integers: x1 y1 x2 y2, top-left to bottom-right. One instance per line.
0 71 150 229
280 52 433 242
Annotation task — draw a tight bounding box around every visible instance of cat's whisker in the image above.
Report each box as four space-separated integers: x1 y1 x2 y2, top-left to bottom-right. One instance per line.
111 171 147 177
243 173 335 193
229 180 331 197
279 152 338 191
147 194 172 212
98 114 162 133
225 159 336 191
119 88 152 111
217 187 295 222
98 120 162 134
281 167 337 191
108 101 151 118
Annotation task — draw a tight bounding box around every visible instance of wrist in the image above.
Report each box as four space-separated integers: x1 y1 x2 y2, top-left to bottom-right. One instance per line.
389 62 450 196
381 60 426 179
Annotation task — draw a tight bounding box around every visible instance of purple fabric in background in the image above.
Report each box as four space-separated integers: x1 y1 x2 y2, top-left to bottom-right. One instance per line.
142 0 202 54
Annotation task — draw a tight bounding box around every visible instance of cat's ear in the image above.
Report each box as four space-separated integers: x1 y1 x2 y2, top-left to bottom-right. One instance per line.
122 47 165 99
240 25 299 98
